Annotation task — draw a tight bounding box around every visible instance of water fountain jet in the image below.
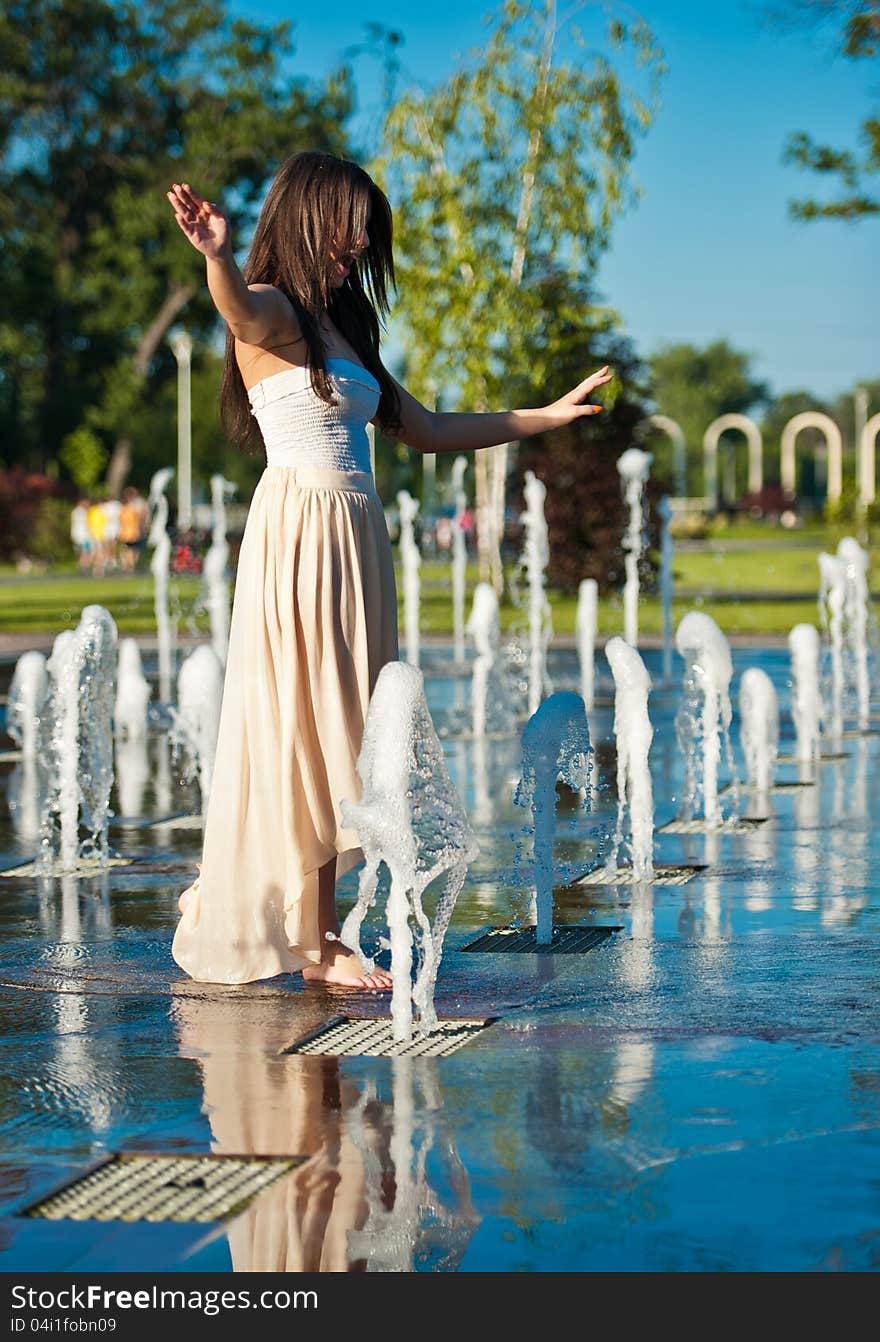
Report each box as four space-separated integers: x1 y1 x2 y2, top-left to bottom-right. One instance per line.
575 579 597 713
514 691 593 943
147 467 175 703
450 456 468 664
788 624 821 768
617 448 653 648
739 667 779 804
340 662 479 1041
39 606 118 872
675 611 738 827
603 638 654 881
519 471 553 715
171 645 225 812
397 490 421 668
818 552 846 742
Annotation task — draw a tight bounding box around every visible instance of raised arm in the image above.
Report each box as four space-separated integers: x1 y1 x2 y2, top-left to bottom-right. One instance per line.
383 368 614 455
165 181 294 345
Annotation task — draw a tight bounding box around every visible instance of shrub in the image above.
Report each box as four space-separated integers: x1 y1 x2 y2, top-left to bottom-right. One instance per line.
0 468 75 562
27 497 78 564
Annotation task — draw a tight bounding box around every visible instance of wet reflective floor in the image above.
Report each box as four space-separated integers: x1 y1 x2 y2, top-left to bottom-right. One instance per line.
0 644 878 1271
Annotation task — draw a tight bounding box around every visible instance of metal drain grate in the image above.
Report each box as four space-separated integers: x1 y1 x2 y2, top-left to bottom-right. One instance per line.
285 1015 494 1058
778 751 848 765
144 813 203 831
576 864 705 887
657 817 768 835
0 856 133 880
22 1153 302 1223
462 925 620 954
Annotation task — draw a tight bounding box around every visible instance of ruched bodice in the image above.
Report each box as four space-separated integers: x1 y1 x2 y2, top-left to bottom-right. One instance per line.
247 356 379 474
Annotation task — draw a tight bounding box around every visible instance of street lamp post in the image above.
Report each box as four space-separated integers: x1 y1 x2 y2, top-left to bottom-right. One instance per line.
169 330 193 531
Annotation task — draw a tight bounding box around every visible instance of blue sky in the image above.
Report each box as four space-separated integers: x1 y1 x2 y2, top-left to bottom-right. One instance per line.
230 0 877 403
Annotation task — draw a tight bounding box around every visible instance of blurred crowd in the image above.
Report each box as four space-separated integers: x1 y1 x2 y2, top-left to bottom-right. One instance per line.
70 487 151 577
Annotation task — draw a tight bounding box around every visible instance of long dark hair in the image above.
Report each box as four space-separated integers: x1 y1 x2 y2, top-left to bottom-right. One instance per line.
219 151 401 454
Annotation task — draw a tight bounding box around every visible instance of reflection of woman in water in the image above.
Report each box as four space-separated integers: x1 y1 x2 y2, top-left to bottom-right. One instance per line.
175 993 383 1271
174 993 478 1272
165 152 612 989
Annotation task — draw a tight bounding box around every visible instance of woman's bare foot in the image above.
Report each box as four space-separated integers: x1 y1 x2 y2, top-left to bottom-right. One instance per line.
178 863 202 914
302 942 393 990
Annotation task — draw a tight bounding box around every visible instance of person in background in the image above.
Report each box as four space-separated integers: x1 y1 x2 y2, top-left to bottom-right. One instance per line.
435 513 453 553
102 495 122 572
70 497 93 572
459 505 475 554
119 486 150 573
86 497 108 576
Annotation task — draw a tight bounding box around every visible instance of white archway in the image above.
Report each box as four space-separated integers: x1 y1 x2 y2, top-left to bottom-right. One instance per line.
703 415 763 510
858 412 880 507
781 412 843 503
637 415 687 497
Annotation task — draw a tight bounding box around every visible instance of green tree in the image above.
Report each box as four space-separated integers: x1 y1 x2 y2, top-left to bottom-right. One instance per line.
646 340 771 496
773 1 880 220
0 0 352 491
59 427 108 492
512 274 658 595
374 0 665 593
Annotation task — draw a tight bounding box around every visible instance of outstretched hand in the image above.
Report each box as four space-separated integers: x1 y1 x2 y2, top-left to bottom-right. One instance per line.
165 181 231 260
544 366 614 425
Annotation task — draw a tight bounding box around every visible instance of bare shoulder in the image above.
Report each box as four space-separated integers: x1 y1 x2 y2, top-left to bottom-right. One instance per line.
233 284 305 385
242 283 300 335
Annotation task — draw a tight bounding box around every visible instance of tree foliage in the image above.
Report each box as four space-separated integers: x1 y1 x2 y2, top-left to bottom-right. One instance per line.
512 277 660 595
0 0 352 490
772 1 880 220
373 0 665 589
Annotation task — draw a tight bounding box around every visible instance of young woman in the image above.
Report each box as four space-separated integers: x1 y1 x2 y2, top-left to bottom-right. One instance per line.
166 151 612 990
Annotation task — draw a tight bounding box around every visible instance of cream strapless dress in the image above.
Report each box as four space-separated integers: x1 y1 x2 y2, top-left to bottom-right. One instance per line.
171 358 399 984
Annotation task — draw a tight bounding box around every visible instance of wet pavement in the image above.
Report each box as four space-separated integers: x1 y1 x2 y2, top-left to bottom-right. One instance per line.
0 644 878 1272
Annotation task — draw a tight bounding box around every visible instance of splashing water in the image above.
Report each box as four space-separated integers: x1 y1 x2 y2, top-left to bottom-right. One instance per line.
7 651 48 759
739 667 779 797
788 623 821 767
340 662 479 1041
617 448 653 648
658 495 674 681
39 606 118 872
818 552 846 741
201 474 237 665
7 651 47 842
604 638 654 881
450 456 468 664
396 490 421 668
148 467 175 702
519 471 553 715
575 579 598 713
675 612 738 826
170 645 224 811
114 639 151 742
514 691 593 943
837 536 872 731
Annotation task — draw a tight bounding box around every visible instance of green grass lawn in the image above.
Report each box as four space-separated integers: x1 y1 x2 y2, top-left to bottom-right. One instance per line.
671 545 876 595
0 573 208 634
0 558 827 640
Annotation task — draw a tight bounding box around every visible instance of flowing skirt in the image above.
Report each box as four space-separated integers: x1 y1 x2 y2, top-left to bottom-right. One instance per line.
171 464 399 985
